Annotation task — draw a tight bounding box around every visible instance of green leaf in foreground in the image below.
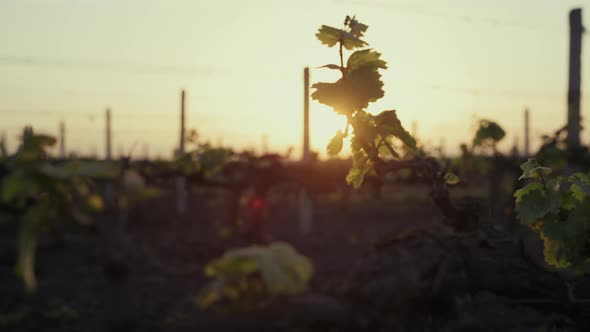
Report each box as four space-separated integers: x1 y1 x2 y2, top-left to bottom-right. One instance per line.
327 130 344 156
196 242 313 309
16 207 43 293
374 110 417 153
569 173 590 202
315 25 343 48
347 49 387 71
518 158 552 180
444 172 460 185
514 183 561 224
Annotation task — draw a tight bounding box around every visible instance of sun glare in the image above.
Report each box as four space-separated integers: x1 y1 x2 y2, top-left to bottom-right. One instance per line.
310 102 350 158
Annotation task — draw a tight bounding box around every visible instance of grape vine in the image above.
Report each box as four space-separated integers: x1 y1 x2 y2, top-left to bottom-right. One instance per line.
312 16 476 230
514 158 590 271
0 128 117 291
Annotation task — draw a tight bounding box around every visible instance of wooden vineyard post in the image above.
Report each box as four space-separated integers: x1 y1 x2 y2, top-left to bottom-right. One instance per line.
59 121 66 159
100 180 133 330
567 8 583 151
176 90 187 216
179 90 186 154
105 108 112 161
299 67 313 234
524 108 530 158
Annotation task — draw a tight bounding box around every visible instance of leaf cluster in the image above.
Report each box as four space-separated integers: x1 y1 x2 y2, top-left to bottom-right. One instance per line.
196 242 313 310
0 129 118 292
514 158 590 270
312 16 421 188
472 119 505 152
175 130 232 176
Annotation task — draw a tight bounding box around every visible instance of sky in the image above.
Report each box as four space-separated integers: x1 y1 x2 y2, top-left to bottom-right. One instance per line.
0 0 589 159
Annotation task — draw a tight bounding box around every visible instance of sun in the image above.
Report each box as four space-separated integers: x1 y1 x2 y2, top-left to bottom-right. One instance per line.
309 102 349 159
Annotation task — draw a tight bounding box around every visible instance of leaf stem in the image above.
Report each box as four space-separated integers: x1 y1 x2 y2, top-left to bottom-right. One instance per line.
339 41 344 73
379 138 397 158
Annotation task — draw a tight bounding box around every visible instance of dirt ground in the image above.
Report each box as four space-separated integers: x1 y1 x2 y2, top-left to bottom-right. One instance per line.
0 182 585 331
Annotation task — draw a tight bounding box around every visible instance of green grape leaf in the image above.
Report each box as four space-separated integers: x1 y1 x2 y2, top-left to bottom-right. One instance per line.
311 81 352 115
347 49 387 71
518 158 552 180
354 111 379 145
347 17 368 38
562 192 580 211
473 119 505 147
17 134 57 160
350 137 369 168
16 206 44 292
198 242 313 308
345 138 372 188
520 158 540 174
312 66 385 114
514 183 561 224
541 235 571 269
377 136 400 158
205 255 259 278
319 64 342 70
256 243 313 294
346 167 368 189
1 172 25 202
341 33 368 50
564 206 590 237
315 25 343 47
197 146 232 175
374 110 418 153
25 134 57 148
327 130 344 156
195 279 225 308
569 173 590 202
345 66 384 109
444 171 460 185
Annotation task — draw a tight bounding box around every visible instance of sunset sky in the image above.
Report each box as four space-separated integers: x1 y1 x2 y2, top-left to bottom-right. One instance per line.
1 0 589 159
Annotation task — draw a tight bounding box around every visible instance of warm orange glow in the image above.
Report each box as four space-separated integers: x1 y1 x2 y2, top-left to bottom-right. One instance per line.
0 1 587 158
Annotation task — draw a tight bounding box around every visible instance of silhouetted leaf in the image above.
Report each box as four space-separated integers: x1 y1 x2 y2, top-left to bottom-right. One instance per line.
311 81 350 114
347 49 387 71
315 24 368 50
348 18 368 38
16 206 44 293
319 64 341 70
315 25 342 47
312 67 384 114
327 130 344 156
473 119 505 148
345 138 372 188
374 110 417 153
518 158 552 180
